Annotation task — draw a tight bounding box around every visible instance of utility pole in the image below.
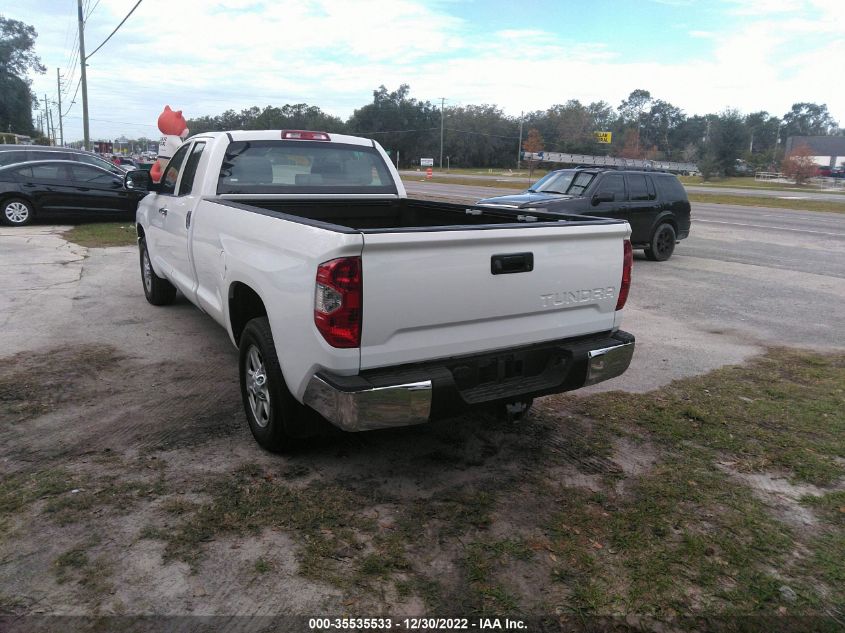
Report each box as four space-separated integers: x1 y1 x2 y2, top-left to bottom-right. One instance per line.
49 107 56 145
43 94 52 145
517 111 524 169
77 0 90 151
439 97 445 170
56 68 64 146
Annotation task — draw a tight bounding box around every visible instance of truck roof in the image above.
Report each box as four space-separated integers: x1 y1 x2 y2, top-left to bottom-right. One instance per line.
191 130 376 147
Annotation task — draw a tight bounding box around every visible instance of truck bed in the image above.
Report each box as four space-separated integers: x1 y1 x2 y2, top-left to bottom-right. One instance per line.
213 197 623 232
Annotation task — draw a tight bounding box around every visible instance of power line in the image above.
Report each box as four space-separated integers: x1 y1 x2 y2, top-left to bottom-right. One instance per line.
86 0 143 60
63 78 82 117
85 0 102 22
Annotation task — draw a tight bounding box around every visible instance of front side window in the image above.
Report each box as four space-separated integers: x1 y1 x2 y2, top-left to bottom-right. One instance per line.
217 140 396 195
160 144 191 195
69 164 117 186
77 153 124 175
598 174 626 201
177 142 206 196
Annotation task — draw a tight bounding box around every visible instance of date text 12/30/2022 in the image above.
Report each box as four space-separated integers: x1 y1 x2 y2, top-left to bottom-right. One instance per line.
308 617 528 630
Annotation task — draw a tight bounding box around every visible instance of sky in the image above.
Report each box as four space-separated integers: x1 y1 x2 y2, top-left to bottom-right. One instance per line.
9 0 845 142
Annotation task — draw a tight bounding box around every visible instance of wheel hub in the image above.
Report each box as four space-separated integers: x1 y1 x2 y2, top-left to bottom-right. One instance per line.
5 202 29 224
245 346 271 427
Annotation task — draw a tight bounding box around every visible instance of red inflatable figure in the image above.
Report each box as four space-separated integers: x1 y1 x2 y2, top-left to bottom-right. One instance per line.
150 106 189 183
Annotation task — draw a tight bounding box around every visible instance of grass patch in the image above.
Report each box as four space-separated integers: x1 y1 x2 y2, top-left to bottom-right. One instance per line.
688 192 845 213
62 222 137 248
679 175 845 194
0 344 122 422
803 491 845 526
0 469 74 520
402 175 524 191
561 348 845 486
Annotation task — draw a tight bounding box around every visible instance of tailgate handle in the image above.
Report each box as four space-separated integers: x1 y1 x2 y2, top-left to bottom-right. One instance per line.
491 252 534 275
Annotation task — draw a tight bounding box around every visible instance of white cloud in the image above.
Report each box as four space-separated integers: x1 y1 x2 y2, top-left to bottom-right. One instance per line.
17 0 845 142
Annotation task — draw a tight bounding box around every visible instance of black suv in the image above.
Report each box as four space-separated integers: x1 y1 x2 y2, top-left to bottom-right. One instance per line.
0 145 125 177
478 168 691 261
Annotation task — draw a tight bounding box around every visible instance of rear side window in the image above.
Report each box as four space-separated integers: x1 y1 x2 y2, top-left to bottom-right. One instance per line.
177 142 206 195
218 140 396 195
656 175 688 201
0 150 28 167
627 174 653 201
30 164 65 180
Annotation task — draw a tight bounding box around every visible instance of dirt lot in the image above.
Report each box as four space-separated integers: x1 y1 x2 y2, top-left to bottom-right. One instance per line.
1 226 844 630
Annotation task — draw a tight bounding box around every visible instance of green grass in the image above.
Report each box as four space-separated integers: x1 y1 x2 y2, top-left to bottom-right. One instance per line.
679 175 845 195
689 192 845 214
62 222 137 248
561 348 845 486
8 349 842 617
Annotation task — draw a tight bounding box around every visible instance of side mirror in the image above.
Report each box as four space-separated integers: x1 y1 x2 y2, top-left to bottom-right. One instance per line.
124 169 155 192
591 192 615 206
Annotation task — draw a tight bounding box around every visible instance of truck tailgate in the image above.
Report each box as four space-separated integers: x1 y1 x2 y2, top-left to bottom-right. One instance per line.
359 222 630 370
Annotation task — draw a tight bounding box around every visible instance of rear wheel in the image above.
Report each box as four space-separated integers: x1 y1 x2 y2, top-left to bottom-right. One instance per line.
139 238 176 305
2 198 34 226
644 223 676 261
239 317 323 452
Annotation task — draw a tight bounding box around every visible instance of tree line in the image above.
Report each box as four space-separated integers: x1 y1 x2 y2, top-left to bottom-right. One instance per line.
188 84 842 176
0 16 45 141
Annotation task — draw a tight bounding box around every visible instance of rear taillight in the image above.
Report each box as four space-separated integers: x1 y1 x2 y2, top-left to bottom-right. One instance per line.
282 130 330 141
315 257 362 348
615 239 633 311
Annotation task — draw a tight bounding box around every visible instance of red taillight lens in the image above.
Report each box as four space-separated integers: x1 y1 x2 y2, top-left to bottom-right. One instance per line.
315 257 362 348
282 130 330 141
616 239 633 311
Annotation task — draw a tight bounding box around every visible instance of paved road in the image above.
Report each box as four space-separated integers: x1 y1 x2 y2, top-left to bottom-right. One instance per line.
404 179 845 391
401 171 845 201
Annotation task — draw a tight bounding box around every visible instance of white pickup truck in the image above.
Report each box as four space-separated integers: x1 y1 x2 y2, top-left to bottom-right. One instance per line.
128 130 635 451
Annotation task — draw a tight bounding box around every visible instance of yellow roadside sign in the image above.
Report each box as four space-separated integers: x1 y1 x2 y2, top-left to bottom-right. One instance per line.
594 131 612 144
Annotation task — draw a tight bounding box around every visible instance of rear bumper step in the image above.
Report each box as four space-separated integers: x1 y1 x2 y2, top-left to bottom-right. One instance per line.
303 330 634 432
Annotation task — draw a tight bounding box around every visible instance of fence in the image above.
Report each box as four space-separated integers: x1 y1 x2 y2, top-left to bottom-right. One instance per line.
522 152 698 174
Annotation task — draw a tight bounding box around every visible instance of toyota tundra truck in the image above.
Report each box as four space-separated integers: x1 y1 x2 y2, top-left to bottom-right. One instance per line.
128 130 635 451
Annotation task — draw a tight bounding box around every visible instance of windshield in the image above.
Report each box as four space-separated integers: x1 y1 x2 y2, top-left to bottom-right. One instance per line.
217 140 397 195
529 170 595 196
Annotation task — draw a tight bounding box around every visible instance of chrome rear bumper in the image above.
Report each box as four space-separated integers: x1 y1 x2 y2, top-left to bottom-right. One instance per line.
303 331 634 432
303 376 432 432
585 341 635 386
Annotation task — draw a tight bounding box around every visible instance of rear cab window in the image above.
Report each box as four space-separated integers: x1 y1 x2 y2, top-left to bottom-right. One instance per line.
217 140 396 195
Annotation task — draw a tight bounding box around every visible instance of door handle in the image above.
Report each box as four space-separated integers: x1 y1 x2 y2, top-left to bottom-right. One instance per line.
185 210 192 229
158 207 168 216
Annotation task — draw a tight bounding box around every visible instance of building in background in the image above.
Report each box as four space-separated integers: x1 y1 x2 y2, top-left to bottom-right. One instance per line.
785 136 845 168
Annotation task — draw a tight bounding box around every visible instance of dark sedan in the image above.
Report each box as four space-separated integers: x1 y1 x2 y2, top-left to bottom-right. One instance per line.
0 160 146 226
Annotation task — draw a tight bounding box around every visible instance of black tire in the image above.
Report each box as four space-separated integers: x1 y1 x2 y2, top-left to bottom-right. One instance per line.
139 238 176 305
644 223 677 261
1 198 34 226
239 317 322 452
